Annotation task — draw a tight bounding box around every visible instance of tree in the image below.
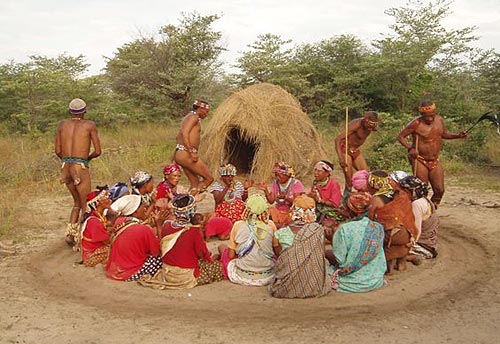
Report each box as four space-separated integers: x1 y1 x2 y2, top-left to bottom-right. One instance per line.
105 12 228 118
365 0 477 113
0 54 90 133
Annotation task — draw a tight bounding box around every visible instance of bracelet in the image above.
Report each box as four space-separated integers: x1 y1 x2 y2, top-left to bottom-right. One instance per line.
189 147 198 153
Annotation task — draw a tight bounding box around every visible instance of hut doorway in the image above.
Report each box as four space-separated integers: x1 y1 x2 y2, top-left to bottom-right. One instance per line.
225 127 258 175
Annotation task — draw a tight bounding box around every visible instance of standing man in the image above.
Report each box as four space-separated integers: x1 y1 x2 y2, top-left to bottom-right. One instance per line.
397 100 467 206
55 98 102 246
334 111 379 189
174 100 214 194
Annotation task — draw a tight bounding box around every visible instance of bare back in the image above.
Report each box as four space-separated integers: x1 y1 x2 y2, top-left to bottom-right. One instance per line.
55 119 100 159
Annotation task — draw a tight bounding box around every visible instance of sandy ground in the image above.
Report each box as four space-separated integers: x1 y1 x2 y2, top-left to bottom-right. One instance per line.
1 185 500 344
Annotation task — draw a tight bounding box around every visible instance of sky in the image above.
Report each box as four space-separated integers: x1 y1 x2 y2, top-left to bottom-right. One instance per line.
0 0 499 76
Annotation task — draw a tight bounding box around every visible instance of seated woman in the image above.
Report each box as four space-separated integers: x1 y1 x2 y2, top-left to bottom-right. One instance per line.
139 194 224 289
211 163 246 223
399 175 439 259
130 171 157 223
310 160 344 229
269 195 331 298
156 163 187 202
218 194 280 286
327 193 386 293
81 188 112 267
106 195 164 282
367 171 418 273
261 161 305 228
204 164 246 240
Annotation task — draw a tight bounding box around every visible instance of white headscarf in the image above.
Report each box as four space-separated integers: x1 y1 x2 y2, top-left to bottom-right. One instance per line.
110 194 142 216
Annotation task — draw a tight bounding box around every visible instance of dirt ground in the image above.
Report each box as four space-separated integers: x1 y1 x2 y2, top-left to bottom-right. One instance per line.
1 184 500 344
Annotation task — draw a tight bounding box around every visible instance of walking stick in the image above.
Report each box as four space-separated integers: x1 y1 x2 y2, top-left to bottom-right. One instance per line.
344 107 349 174
413 135 419 176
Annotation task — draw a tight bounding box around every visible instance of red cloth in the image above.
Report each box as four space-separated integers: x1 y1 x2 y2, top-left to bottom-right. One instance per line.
161 222 211 277
311 178 342 208
156 181 171 200
214 198 245 224
106 221 160 281
205 217 233 239
81 215 110 261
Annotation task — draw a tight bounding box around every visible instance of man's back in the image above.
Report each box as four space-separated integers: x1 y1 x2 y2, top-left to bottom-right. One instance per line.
56 119 96 159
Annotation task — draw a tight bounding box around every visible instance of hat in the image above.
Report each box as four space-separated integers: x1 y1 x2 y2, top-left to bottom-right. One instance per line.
110 195 142 216
69 98 87 115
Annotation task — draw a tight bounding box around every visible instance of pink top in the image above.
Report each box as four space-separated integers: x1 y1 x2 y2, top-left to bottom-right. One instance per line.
271 178 305 211
311 178 342 208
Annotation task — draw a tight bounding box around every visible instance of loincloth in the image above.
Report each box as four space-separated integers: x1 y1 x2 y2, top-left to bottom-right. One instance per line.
340 143 361 160
60 158 90 186
416 156 439 172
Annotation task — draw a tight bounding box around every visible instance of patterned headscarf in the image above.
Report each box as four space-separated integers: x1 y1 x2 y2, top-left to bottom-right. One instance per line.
347 192 372 215
351 170 369 191
219 163 237 177
130 171 153 189
242 194 270 224
172 194 197 221
163 163 181 177
273 161 295 178
314 160 333 174
399 175 429 199
368 171 395 198
108 182 129 202
389 170 410 184
290 195 317 224
86 187 109 213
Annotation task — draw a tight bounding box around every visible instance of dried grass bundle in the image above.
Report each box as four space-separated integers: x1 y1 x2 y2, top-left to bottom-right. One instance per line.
200 83 325 181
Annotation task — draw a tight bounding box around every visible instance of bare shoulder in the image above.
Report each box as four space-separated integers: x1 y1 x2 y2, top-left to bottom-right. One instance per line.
405 118 421 130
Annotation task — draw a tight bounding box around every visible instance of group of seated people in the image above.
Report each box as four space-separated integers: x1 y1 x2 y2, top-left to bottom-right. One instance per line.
77 159 439 298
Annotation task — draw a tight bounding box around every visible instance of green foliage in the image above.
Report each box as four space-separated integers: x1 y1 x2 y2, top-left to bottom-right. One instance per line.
105 12 230 118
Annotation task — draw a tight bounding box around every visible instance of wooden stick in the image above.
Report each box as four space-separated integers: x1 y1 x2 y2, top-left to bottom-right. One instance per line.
413 135 419 176
345 107 349 174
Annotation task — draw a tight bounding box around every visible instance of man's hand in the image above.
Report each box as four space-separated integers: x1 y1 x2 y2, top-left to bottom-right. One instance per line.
408 147 418 159
457 131 468 139
339 160 347 169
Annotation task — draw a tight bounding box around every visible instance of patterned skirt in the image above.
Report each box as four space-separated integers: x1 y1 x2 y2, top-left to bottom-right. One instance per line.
126 256 163 282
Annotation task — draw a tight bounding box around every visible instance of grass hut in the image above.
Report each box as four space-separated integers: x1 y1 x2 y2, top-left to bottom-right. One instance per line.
200 83 325 182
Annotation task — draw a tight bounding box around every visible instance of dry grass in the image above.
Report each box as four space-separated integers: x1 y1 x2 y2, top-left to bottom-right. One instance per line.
1 118 498 240
200 83 325 182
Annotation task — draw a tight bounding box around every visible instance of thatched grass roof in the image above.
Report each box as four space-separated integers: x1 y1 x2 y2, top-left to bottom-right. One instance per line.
200 83 325 182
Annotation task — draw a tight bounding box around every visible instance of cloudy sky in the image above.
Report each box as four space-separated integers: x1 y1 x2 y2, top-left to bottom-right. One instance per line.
1 0 498 75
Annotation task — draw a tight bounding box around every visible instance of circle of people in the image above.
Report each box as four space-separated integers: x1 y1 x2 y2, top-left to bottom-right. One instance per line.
77 159 438 298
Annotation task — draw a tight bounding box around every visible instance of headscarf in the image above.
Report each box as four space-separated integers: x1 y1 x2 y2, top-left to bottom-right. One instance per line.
163 163 181 177
193 100 210 109
110 195 142 216
85 187 109 213
347 192 372 215
219 163 237 177
368 172 395 198
389 170 410 185
418 103 436 113
314 160 333 174
241 194 270 224
399 175 429 199
351 170 369 191
172 194 197 221
130 171 152 189
290 195 317 224
108 182 129 202
273 161 295 178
